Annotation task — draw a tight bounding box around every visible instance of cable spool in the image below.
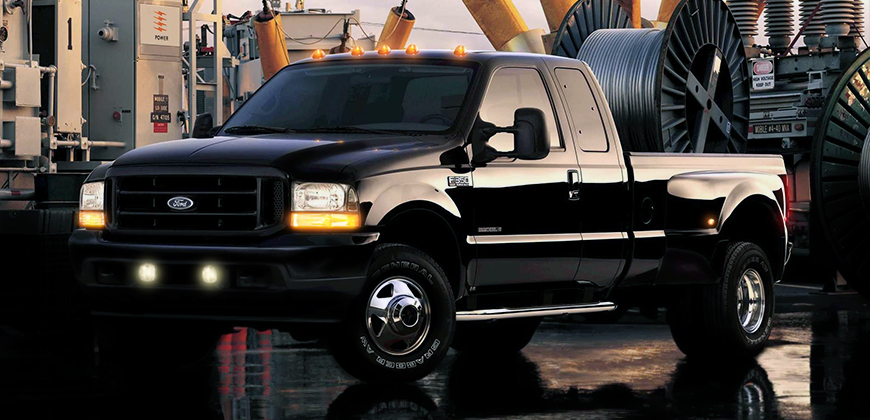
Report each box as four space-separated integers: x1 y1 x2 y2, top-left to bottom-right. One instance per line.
811 47 870 299
550 0 633 58
764 0 795 52
799 0 825 46
821 0 854 37
569 0 750 153
726 0 763 45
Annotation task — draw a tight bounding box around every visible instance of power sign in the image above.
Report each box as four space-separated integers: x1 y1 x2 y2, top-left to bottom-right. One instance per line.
140 4 180 48
751 58 775 91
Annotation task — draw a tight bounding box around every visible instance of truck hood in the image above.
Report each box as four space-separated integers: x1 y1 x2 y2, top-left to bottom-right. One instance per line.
110 133 464 182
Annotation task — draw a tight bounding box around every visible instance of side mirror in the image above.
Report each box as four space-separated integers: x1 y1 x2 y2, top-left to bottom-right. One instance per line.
192 113 216 138
473 108 549 163
510 108 549 160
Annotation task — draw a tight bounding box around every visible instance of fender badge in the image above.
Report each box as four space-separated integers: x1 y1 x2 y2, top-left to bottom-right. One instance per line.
448 176 471 187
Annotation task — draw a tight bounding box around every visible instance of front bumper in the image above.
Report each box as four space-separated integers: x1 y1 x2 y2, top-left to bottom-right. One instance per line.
69 230 379 324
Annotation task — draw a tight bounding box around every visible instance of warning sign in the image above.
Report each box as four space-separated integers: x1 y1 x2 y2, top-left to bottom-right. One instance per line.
140 4 180 48
154 122 168 133
151 94 172 123
751 58 775 91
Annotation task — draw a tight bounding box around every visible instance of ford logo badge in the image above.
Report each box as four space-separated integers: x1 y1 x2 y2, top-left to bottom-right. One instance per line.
167 196 195 211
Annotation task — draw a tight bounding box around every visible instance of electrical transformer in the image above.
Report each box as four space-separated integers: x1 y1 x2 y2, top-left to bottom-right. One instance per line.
81 0 183 165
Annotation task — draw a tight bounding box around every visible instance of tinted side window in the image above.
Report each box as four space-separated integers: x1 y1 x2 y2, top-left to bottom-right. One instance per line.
478 67 562 152
555 68 609 152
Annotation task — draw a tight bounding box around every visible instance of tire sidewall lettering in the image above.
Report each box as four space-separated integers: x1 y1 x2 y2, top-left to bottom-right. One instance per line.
360 336 442 370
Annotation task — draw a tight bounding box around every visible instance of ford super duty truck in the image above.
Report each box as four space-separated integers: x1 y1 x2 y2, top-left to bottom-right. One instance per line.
70 50 790 382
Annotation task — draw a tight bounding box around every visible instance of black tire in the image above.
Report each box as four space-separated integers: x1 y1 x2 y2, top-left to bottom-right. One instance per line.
327 384 441 420
450 317 541 353
330 244 455 383
667 242 775 359
96 319 220 375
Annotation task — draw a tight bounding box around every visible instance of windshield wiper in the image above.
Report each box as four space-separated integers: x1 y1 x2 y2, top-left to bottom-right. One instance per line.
223 125 293 135
294 126 399 135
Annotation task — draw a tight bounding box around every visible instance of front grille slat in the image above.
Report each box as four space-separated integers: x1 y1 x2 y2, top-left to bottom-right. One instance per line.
112 175 285 234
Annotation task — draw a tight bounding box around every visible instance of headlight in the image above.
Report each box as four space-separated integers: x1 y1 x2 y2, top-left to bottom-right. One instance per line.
79 181 105 229
290 182 360 229
80 181 105 211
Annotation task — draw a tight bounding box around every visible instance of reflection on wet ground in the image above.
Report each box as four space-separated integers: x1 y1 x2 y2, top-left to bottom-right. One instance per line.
2 284 869 420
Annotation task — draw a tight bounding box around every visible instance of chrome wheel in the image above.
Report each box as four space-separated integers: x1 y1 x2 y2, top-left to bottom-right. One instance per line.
365 277 431 356
736 268 766 334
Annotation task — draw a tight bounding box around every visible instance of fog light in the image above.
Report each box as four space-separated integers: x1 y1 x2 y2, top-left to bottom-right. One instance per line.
708 218 717 227
202 265 218 284
138 263 157 283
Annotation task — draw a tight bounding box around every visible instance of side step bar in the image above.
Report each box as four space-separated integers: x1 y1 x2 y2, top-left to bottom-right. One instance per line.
455 302 617 322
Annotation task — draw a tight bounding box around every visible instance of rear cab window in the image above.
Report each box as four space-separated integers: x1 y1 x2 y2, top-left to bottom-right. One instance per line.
554 68 610 153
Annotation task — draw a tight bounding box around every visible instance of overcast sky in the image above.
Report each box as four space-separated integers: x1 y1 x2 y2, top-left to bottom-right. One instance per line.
226 0 868 50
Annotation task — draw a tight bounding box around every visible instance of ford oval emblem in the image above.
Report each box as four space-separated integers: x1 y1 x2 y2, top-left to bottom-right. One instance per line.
167 196 195 211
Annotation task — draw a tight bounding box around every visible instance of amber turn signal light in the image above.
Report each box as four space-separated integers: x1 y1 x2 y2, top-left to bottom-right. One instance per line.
378 44 392 55
454 45 467 57
311 49 326 59
405 44 419 55
351 45 365 56
79 210 105 229
290 212 361 230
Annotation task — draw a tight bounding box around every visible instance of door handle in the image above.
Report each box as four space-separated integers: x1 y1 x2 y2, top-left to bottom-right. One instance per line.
568 170 580 201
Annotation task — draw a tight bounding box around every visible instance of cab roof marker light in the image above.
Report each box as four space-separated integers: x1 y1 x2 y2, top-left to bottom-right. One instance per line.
405 44 419 55
454 45 467 57
312 49 326 59
378 44 392 55
351 45 365 56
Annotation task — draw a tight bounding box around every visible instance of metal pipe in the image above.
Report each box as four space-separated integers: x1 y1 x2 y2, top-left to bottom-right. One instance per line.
55 140 80 147
0 189 36 200
0 80 12 89
540 0 575 32
0 60 56 74
0 139 11 148
88 140 126 148
657 0 682 22
47 66 56 142
461 0 529 51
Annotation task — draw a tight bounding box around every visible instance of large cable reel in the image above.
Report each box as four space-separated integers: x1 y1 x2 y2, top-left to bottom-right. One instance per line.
551 0 750 153
811 47 870 298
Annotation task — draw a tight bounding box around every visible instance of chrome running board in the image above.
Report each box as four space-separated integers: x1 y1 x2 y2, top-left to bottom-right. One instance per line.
455 302 617 322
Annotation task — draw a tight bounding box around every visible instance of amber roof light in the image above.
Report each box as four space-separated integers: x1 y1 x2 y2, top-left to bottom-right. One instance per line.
311 49 325 59
405 44 419 55
351 45 365 56
454 45 467 57
378 44 392 55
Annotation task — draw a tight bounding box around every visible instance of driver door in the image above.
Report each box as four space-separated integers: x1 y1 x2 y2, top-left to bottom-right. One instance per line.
469 66 583 287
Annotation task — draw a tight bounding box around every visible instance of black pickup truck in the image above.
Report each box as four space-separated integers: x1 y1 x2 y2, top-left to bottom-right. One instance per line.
70 50 790 382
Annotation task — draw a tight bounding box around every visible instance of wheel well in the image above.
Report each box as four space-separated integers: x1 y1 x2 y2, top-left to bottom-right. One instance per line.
377 206 464 296
719 197 786 280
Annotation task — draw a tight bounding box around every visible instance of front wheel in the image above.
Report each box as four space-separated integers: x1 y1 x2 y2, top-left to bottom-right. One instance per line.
667 242 775 359
330 244 455 383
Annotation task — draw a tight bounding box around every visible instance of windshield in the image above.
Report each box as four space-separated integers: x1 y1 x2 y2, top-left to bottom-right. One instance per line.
221 62 476 135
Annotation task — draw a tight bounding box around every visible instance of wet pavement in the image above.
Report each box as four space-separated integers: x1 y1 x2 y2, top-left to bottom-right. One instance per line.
2 284 869 420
